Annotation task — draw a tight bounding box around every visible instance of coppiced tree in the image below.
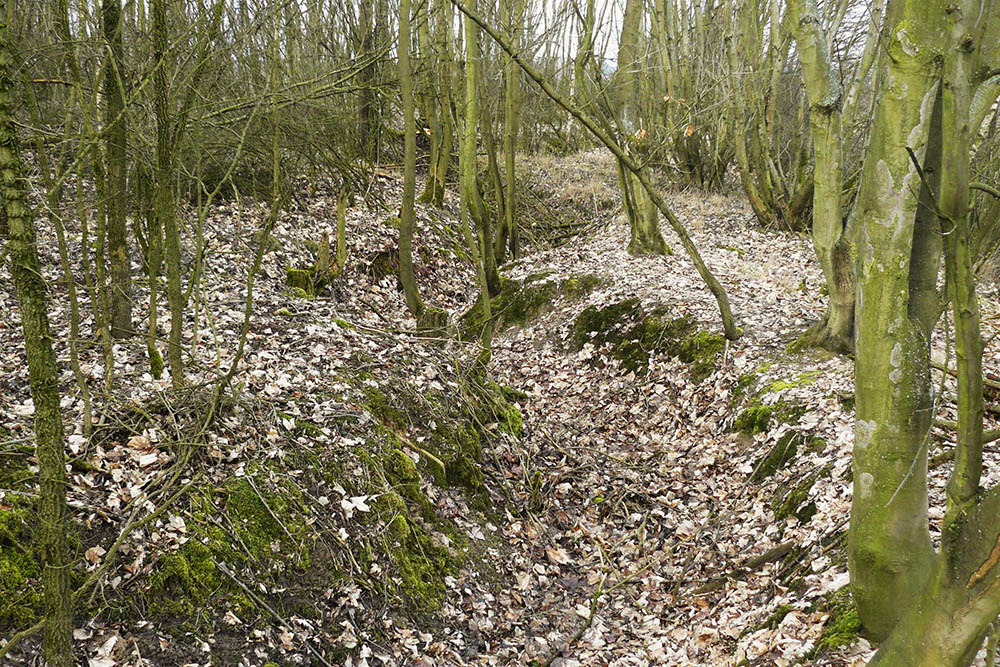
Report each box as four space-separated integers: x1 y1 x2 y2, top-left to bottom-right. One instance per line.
460 0 501 298
452 0 740 340
650 0 733 190
499 0 525 260
614 0 669 256
787 0 855 354
832 1 1000 663
726 0 813 232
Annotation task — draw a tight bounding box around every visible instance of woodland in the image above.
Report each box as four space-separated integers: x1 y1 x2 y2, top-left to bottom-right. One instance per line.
1 0 1000 665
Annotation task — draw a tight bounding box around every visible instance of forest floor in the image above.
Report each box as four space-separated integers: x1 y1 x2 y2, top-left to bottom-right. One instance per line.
4 149 1000 666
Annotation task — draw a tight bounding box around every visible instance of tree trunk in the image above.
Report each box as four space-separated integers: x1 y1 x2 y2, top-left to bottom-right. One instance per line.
502 0 523 259
616 0 668 256
0 13 74 663
104 0 131 338
460 5 500 297
398 0 424 318
848 0 944 640
789 0 854 354
152 0 184 387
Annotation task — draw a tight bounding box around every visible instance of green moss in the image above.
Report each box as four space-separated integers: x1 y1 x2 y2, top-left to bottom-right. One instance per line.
417 306 449 335
761 604 795 630
563 273 603 299
732 372 759 406
363 385 407 427
369 468 465 613
732 399 807 436
677 330 726 382
382 449 433 513
0 449 43 629
808 588 862 658
286 266 313 292
278 411 323 437
391 523 453 611
496 401 523 437
773 466 830 524
460 273 604 340
569 299 722 378
149 342 164 380
286 264 331 298
763 371 822 394
147 467 316 623
333 317 355 330
148 541 221 617
749 431 801 482
460 277 555 339
500 385 530 402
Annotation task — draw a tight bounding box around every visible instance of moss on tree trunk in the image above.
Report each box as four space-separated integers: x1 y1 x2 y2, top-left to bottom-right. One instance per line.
0 15 74 663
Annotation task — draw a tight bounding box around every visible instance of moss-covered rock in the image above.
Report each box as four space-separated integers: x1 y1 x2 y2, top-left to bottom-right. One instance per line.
732 399 807 436
287 235 339 297
148 541 222 618
749 431 801 482
563 274 603 298
145 466 316 624
569 298 724 378
460 276 557 339
772 465 830 524
459 273 603 340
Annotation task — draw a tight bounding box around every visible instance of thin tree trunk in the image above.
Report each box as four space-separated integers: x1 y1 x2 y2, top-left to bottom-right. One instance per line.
502 0 523 259
398 0 424 318
452 0 740 340
0 12 73 663
104 0 131 338
150 0 171 381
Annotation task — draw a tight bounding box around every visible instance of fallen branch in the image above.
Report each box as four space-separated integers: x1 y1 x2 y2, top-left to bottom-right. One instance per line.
693 541 796 595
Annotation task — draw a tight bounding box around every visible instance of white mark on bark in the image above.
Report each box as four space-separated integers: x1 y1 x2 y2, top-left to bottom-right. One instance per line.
890 343 902 368
897 28 918 57
857 420 877 449
907 83 940 149
889 342 903 383
859 472 874 498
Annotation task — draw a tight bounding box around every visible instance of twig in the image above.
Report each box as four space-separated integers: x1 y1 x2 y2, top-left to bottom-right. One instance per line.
0 620 44 662
540 577 606 667
693 541 796 595
214 560 334 667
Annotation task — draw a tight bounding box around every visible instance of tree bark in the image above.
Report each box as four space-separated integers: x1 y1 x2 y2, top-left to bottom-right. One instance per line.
0 12 74 663
103 0 131 338
848 0 945 640
398 0 424 318
789 0 854 354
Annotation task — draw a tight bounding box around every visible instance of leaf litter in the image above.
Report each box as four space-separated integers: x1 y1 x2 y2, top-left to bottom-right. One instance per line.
4 149 1000 665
